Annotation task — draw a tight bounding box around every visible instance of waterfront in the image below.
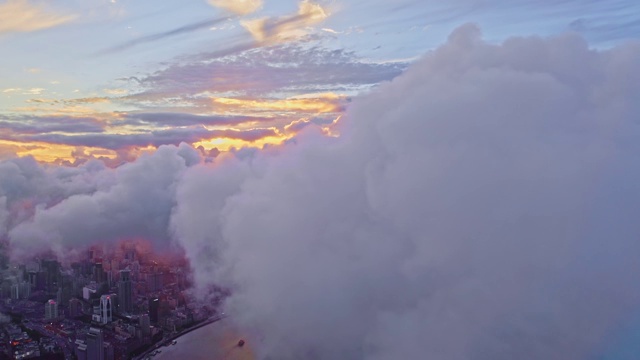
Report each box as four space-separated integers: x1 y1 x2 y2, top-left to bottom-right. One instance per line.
154 318 254 360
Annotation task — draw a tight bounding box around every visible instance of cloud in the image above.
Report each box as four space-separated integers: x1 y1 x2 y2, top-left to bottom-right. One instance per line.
8 144 199 258
2 24 640 359
211 94 348 113
171 25 640 358
0 0 76 34
17 126 280 150
121 112 268 127
241 0 329 43
64 97 110 105
97 17 229 55
207 0 262 15
0 115 106 135
128 44 405 105
22 88 45 95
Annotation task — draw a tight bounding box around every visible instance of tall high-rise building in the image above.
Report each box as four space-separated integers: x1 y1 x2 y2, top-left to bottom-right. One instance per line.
75 340 88 360
99 295 113 324
149 297 159 324
118 270 133 314
69 298 83 318
139 314 151 337
45 299 58 320
93 263 105 284
10 283 19 300
41 259 60 292
27 271 38 289
148 272 163 292
103 342 114 360
86 327 104 360
11 281 30 300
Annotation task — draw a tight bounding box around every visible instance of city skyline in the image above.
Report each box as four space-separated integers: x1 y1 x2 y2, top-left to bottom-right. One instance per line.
0 240 212 359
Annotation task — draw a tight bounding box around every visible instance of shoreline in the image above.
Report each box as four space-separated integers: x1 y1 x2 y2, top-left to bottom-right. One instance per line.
133 315 226 360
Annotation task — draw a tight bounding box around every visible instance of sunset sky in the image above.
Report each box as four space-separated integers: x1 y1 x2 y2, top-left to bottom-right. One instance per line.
0 0 638 164
2 1 640 359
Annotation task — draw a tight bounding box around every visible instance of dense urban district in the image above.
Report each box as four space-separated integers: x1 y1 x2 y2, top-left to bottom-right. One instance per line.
0 243 224 360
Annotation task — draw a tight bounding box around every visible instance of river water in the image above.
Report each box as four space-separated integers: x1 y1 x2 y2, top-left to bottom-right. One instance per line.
154 319 255 360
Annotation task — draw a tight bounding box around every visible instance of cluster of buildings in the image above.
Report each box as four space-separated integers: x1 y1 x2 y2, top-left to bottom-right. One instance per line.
0 242 218 359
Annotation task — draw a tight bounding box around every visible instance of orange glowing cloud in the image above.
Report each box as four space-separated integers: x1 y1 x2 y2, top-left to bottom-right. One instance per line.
0 0 77 34
0 139 117 163
212 94 345 114
207 0 262 15
194 132 288 152
241 0 329 43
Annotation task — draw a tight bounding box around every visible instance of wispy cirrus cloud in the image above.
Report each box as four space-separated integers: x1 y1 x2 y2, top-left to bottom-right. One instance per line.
212 94 348 114
0 114 106 135
97 16 230 55
126 44 406 106
0 0 77 34
16 126 280 150
207 0 262 15
121 112 269 127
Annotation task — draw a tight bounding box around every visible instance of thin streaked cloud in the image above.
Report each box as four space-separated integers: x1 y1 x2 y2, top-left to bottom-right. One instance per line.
0 0 77 34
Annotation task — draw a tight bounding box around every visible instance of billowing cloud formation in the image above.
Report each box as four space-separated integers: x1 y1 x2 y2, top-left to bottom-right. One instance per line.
7 144 199 258
207 0 262 15
0 0 76 34
2 25 640 358
171 25 640 358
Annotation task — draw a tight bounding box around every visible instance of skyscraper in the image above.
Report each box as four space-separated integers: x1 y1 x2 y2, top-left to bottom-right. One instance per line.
149 297 159 324
75 340 88 360
99 295 112 324
148 272 163 292
45 299 58 320
41 259 60 292
103 342 114 360
118 270 133 314
69 298 82 318
86 327 104 360
139 314 151 337
93 263 105 284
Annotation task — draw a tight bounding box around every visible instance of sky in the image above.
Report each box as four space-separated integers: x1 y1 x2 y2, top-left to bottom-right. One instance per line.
2 1 640 359
0 0 639 164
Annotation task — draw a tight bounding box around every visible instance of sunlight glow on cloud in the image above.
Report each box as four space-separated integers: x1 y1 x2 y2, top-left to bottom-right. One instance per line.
193 133 288 152
0 0 77 34
241 0 329 43
212 94 345 114
207 0 262 15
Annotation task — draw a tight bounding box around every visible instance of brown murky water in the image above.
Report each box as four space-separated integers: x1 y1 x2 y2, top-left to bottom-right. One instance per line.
155 319 255 360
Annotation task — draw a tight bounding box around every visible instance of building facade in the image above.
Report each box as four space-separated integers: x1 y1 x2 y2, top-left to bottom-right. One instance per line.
45 299 58 320
86 327 104 360
100 295 113 324
118 270 133 314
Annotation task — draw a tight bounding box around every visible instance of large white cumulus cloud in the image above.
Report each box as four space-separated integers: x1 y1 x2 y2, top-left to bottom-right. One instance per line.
171 25 640 359
7 143 200 258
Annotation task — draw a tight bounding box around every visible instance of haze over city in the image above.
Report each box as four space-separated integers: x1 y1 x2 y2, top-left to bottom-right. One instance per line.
0 0 640 359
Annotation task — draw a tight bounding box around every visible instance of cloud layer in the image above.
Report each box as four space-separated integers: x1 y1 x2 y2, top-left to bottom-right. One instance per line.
1 25 640 358
207 0 262 15
0 0 76 34
172 25 640 359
